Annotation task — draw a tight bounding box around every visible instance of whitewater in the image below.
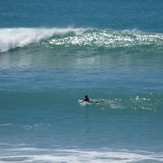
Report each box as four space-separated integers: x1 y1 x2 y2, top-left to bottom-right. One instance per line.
0 28 86 52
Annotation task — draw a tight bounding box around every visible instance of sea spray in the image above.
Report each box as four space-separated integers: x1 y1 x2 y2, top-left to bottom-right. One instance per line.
0 28 86 52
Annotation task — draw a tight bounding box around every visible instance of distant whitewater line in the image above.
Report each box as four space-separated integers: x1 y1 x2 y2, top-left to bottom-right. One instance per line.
0 27 163 53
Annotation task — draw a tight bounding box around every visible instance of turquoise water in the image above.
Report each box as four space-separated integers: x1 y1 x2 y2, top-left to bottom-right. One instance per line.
0 0 163 162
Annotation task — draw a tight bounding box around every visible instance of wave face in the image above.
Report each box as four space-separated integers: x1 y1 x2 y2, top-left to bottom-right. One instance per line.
1 27 163 54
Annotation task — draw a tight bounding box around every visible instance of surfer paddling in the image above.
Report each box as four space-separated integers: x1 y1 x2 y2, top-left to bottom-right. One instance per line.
79 95 104 103
81 95 91 103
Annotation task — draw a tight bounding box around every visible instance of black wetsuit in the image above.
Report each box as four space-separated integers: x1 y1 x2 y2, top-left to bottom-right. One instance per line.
84 97 90 102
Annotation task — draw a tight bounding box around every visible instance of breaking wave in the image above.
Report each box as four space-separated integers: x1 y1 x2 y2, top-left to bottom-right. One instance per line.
0 27 85 52
0 27 163 54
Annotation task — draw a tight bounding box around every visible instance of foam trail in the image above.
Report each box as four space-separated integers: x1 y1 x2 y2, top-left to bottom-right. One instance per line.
0 148 163 163
0 28 85 52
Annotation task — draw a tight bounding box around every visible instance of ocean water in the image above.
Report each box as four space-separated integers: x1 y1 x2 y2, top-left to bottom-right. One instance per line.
0 0 163 162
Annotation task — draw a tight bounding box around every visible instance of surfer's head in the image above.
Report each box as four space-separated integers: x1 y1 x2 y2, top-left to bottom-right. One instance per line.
85 95 88 98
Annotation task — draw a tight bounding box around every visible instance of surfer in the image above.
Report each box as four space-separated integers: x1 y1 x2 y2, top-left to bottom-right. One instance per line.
79 95 104 103
82 95 90 103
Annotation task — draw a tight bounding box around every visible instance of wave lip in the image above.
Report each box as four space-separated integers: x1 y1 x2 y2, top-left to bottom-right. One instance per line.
0 27 85 52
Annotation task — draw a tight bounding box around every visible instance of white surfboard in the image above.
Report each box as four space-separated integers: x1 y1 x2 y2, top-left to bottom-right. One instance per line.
78 100 104 104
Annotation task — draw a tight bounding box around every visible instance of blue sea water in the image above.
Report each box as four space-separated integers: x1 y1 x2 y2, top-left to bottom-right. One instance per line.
0 0 163 162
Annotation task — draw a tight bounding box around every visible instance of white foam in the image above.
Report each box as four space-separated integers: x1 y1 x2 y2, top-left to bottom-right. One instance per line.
0 123 12 126
0 148 163 163
0 27 85 52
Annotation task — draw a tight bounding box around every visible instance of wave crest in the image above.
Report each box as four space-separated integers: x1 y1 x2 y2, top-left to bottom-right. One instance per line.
0 27 85 52
0 27 163 53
